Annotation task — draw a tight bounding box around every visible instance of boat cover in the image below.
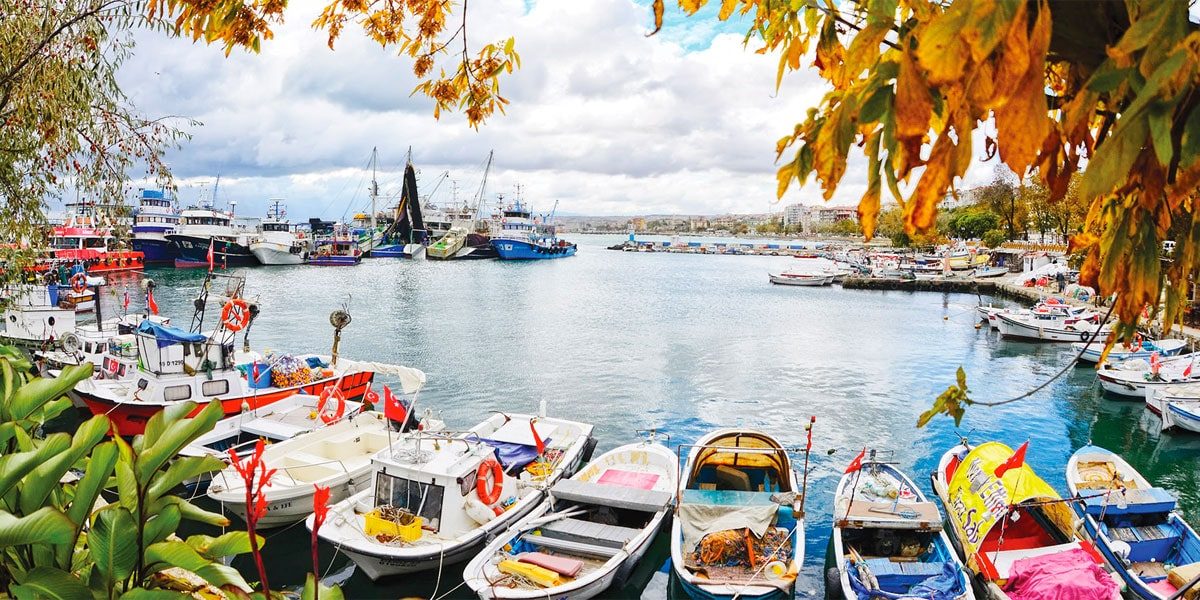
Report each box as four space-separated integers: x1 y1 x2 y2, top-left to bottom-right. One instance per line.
678 489 778 553
946 442 1074 561
847 560 966 600
136 320 205 348
482 438 549 471
335 359 426 393
1001 548 1118 600
550 479 672 512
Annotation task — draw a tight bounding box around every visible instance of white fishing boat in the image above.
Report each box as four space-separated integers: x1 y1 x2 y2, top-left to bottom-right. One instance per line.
248 200 309 265
830 451 974 600
309 411 596 580
180 392 363 460
1071 337 1187 365
671 429 805 600
207 411 393 528
768 272 833 286
1147 384 1200 433
1 285 77 353
1097 354 1200 399
1066 445 1200 599
38 313 170 379
462 437 677 599
995 307 1109 342
973 265 1009 278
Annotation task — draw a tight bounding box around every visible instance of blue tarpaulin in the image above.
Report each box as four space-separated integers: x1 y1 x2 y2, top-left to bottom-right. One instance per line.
481 438 552 472
137 320 206 348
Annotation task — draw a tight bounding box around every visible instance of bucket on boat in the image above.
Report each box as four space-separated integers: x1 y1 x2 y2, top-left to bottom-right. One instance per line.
248 362 272 389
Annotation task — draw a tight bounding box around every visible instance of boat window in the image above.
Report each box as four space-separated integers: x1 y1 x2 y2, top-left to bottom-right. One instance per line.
374 474 444 532
163 385 191 401
201 380 229 397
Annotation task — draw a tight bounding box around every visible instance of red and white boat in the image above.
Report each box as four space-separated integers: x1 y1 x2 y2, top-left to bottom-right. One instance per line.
46 203 143 273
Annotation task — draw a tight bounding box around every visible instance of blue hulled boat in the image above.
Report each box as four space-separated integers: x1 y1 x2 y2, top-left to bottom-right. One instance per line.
491 199 576 260
131 189 179 265
1067 445 1200 599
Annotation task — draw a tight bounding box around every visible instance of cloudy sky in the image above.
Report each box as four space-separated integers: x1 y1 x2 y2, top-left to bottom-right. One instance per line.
116 0 983 219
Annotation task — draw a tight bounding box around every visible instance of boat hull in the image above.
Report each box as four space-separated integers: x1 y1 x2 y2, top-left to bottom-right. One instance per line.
306 255 361 266
77 370 374 436
370 243 424 259
769 274 832 286
249 242 306 265
996 314 1108 343
168 234 258 268
132 238 177 265
492 239 576 260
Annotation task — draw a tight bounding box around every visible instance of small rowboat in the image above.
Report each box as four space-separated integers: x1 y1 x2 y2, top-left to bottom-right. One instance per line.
769 272 833 286
830 452 974 599
1067 445 1200 599
462 438 677 599
1072 338 1187 365
973 266 1009 278
1096 353 1200 399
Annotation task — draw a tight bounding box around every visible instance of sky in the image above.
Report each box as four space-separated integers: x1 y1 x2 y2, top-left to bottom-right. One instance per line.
115 0 990 220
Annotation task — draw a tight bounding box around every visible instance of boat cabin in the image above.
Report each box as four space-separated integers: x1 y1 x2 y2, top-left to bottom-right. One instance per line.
134 320 232 376
1 286 76 344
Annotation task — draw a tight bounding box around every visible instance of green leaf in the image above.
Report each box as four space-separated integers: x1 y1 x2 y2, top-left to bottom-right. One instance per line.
858 85 893 124
1148 103 1174 166
146 541 252 592
9 365 93 421
142 504 181 547
0 507 75 547
1086 63 1132 93
136 400 222 482
65 441 117 527
9 567 90 600
1080 111 1149 202
150 496 230 527
20 415 110 514
146 455 226 503
301 573 345 600
0 434 70 500
185 531 260 560
115 460 138 511
1180 106 1200 168
90 507 136 583
118 590 191 599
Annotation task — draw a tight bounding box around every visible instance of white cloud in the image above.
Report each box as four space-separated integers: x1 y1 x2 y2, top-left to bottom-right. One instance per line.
116 0 996 219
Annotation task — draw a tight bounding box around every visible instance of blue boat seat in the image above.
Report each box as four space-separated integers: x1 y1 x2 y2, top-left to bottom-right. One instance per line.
861 558 944 590
1083 487 1176 519
1108 523 1180 563
681 488 779 506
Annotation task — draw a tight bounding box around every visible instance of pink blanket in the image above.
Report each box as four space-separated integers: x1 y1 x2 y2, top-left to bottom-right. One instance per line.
1002 548 1117 600
597 469 659 490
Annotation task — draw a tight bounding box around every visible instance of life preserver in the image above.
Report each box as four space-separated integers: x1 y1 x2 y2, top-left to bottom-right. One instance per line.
476 458 504 506
220 298 251 332
317 386 346 424
70 273 87 294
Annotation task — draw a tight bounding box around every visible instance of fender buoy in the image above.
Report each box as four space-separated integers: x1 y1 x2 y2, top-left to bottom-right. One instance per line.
1080 331 1090 341
317 386 346 424
476 458 504 506
69 273 87 294
220 298 251 332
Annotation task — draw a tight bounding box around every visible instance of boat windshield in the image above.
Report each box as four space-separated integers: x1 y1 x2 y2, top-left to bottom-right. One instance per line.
374 473 444 532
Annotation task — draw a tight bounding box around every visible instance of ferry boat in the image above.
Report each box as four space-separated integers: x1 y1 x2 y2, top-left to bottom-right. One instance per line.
131 189 179 265
491 199 576 260
167 202 258 268
249 200 308 265
47 202 144 273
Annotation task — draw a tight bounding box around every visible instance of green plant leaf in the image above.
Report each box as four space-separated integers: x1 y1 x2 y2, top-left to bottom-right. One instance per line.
19 415 110 514
65 441 118 526
0 434 70 500
0 507 75 547
118 590 191 599
150 496 230 527
9 364 93 421
115 460 138 511
185 531 260 560
90 507 136 583
142 504 181 547
146 541 252 592
9 566 90 600
136 400 222 482
301 573 345 600
146 455 227 503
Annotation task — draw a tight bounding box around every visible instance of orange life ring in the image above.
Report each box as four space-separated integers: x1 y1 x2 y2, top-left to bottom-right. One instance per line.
69 273 87 294
317 385 346 424
476 458 504 505
220 298 251 332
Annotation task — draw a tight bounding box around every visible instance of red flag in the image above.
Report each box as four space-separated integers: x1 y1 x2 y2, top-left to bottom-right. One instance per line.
805 416 815 452
147 289 159 315
383 385 407 423
845 447 866 474
251 362 260 384
994 441 1029 478
1186 360 1194 378
529 419 545 454
363 385 379 409
207 239 215 272
122 289 129 310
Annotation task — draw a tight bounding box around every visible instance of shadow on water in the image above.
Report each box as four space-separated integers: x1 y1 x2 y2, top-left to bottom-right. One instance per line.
69 234 1200 598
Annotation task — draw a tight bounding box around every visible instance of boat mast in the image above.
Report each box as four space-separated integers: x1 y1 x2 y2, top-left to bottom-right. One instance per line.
472 150 493 222
370 147 378 238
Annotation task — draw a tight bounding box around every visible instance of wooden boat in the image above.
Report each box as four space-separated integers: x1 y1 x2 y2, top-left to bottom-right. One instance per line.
830 452 974 599
973 266 1009 279
462 438 677 599
1148 387 1200 433
995 307 1110 342
427 228 468 260
670 428 804 600
309 412 596 580
1096 354 1200 399
1066 445 1200 599
1072 338 1187 365
932 441 1120 599
207 411 392 528
768 272 833 286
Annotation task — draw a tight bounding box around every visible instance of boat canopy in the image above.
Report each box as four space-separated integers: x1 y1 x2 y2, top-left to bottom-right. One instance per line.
688 431 791 487
946 442 1074 558
136 320 206 348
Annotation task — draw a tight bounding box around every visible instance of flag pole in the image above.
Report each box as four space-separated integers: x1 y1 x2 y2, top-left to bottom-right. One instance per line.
799 416 815 517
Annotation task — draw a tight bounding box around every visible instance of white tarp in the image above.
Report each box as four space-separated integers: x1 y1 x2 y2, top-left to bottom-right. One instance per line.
337 359 427 394
1025 261 1071 279
679 500 778 553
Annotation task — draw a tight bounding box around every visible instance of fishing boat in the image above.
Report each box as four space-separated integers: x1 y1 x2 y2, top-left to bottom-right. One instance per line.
248 200 309 265
1096 354 1200 399
830 450 974 600
462 435 677 599
995 307 1110 342
427 228 468 260
947 248 989 270
37 313 169 378
768 272 834 286
1072 337 1187 365
168 200 258 268
1066 445 1200 598
932 441 1121 599
671 428 805 600
374 159 428 259
309 411 596 580
0 285 77 354
180 392 364 461
1146 385 1200 433
307 225 362 266
208 411 394 527
974 266 1009 279
491 199 576 260
47 204 145 273
131 188 179 265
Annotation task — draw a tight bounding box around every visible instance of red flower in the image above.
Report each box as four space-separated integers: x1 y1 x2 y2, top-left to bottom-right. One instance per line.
227 438 274 594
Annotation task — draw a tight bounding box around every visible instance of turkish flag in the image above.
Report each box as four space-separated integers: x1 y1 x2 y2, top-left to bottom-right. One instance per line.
363 385 380 409
207 239 215 272
383 385 407 423
994 441 1029 478
845 447 867 474
147 289 159 315
529 419 545 454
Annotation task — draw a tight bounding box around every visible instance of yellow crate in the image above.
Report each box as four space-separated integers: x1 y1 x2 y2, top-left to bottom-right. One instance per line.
364 509 422 542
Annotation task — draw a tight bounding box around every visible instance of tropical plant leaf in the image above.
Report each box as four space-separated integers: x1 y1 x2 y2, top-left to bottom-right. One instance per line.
19 415 110 514
136 400 222 482
90 507 136 583
0 434 71 500
146 455 226 503
142 503 181 547
10 566 90 600
185 531 260 560
117 590 191 599
145 541 252 592
0 508 75 547
301 573 345 600
9 364 92 421
150 496 230 527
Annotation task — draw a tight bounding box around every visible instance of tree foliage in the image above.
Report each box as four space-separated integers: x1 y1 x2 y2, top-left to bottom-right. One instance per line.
947 207 999 240
658 0 1200 337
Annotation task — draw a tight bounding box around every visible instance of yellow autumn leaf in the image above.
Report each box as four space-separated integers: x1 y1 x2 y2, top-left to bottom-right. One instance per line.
915 4 969 84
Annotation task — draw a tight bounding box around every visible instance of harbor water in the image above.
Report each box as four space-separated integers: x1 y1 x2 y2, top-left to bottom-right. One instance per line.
86 233 1200 598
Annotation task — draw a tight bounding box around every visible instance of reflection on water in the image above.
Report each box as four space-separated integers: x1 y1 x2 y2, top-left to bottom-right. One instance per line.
88 234 1200 598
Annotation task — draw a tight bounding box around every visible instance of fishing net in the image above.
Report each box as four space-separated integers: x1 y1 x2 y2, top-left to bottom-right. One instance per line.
266 353 314 388
688 527 793 569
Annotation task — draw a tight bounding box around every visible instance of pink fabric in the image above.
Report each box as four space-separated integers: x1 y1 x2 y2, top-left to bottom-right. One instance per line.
597 469 659 490
1002 548 1117 600
1148 580 1179 596
518 552 583 577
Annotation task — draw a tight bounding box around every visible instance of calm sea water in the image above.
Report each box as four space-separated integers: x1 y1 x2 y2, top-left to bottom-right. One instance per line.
89 234 1200 599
